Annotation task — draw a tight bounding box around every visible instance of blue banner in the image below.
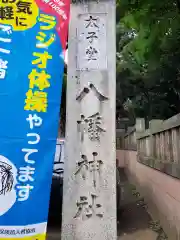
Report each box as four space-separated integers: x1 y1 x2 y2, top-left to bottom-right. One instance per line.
0 0 69 239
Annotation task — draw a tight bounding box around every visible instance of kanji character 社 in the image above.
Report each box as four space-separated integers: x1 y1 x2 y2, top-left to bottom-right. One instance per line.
0 7 14 20
36 32 55 48
17 184 34 202
32 51 52 68
26 114 42 129
24 89 48 112
16 1 32 14
18 166 35 182
28 69 51 91
39 14 56 30
74 194 103 219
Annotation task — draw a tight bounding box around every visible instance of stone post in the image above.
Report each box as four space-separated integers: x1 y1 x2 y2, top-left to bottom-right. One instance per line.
61 0 117 239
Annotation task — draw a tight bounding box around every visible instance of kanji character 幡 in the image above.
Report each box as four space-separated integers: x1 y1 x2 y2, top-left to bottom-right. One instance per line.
16 1 32 14
28 69 51 91
39 14 56 30
27 133 40 145
24 89 48 112
18 166 35 182
17 184 34 202
0 6 14 20
32 51 52 68
22 148 38 164
26 114 42 129
36 32 55 48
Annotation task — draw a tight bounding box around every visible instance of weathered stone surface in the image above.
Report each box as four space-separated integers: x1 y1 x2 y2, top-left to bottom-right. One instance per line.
61 1 116 239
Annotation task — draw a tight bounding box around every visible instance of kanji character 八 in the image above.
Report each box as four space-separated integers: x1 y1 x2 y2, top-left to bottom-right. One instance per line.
16 1 32 14
24 89 48 112
26 114 42 129
32 51 52 68
39 14 56 30
36 32 55 48
28 69 51 91
18 166 35 182
0 6 14 20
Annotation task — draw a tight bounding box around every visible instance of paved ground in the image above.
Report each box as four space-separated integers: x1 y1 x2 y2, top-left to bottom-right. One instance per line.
47 168 166 240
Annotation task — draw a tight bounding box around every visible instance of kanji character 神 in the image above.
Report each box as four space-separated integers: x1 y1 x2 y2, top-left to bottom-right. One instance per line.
32 51 52 68
27 133 40 144
0 6 14 20
26 114 42 129
85 15 99 29
74 194 103 219
36 32 55 48
16 1 32 14
22 148 38 164
18 166 35 182
39 14 56 31
0 59 8 79
24 89 48 112
17 184 34 201
28 69 51 91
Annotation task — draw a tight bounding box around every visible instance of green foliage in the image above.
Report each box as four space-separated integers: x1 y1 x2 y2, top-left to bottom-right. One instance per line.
116 0 180 122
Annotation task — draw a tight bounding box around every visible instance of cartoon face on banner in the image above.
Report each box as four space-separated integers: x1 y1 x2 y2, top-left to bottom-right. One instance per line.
0 156 17 216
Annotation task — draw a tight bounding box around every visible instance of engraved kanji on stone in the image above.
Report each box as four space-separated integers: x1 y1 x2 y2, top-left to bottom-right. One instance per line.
86 46 98 61
75 153 103 187
77 113 106 142
76 83 108 102
74 194 103 220
85 15 99 29
86 31 98 43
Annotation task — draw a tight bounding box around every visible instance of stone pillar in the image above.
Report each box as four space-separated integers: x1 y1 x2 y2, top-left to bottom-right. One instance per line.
61 0 117 239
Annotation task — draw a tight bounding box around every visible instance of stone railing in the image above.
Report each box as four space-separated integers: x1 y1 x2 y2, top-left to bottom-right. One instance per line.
117 114 180 179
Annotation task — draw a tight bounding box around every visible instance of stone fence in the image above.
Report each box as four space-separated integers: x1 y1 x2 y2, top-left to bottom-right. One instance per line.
117 114 180 179
116 114 180 239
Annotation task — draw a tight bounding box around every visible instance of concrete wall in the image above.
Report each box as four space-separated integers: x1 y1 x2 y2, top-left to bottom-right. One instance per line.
116 149 180 240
